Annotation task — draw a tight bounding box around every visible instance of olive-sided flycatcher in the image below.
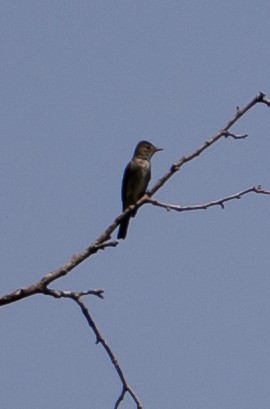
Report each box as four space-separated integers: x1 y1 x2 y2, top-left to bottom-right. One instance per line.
117 140 163 239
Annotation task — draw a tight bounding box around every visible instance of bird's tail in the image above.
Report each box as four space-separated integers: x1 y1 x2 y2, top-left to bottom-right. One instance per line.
117 216 130 240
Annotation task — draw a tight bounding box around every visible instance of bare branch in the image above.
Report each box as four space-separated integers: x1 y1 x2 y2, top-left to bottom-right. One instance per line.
0 282 44 307
0 241 117 307
43 288 105 299
260 93 270 107
70 295 144 409
224 131 248 140
40 240 118 287
146 186 270 212
114 388 126 409
147 91 269 198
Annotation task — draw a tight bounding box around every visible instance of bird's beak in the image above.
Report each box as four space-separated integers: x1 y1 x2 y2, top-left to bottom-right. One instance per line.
154 146 163 152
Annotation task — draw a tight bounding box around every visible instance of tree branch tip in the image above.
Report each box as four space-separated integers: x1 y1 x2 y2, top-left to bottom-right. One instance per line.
224 131 248 140
95 290 105 299
258 91 267 101
258 91 270 106
95 240 118 250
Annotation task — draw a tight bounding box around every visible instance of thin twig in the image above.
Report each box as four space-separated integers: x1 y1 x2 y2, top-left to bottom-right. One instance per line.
224 131 248 139
147 186 270 212
41 289 143 407
63 294 144 409
147 91 269 198
43 288 105 299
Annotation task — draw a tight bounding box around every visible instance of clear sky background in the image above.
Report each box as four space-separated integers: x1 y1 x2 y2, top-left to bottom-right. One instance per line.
1 1 270 408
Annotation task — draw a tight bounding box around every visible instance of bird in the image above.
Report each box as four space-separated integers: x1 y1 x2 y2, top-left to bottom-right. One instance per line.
117 140 163 239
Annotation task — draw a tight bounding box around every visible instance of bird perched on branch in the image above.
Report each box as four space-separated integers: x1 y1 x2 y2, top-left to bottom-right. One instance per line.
117 140 163 240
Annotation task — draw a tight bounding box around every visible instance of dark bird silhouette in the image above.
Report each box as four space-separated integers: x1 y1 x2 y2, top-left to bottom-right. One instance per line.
117 140 163 239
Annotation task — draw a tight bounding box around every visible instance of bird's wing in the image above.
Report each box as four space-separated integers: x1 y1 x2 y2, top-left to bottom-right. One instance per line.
121 160 150 210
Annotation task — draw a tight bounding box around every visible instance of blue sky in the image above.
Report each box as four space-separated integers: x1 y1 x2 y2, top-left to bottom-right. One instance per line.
1 1 270 408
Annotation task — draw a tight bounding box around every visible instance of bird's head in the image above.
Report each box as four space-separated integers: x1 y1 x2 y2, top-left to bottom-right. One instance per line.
134 140 163 159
